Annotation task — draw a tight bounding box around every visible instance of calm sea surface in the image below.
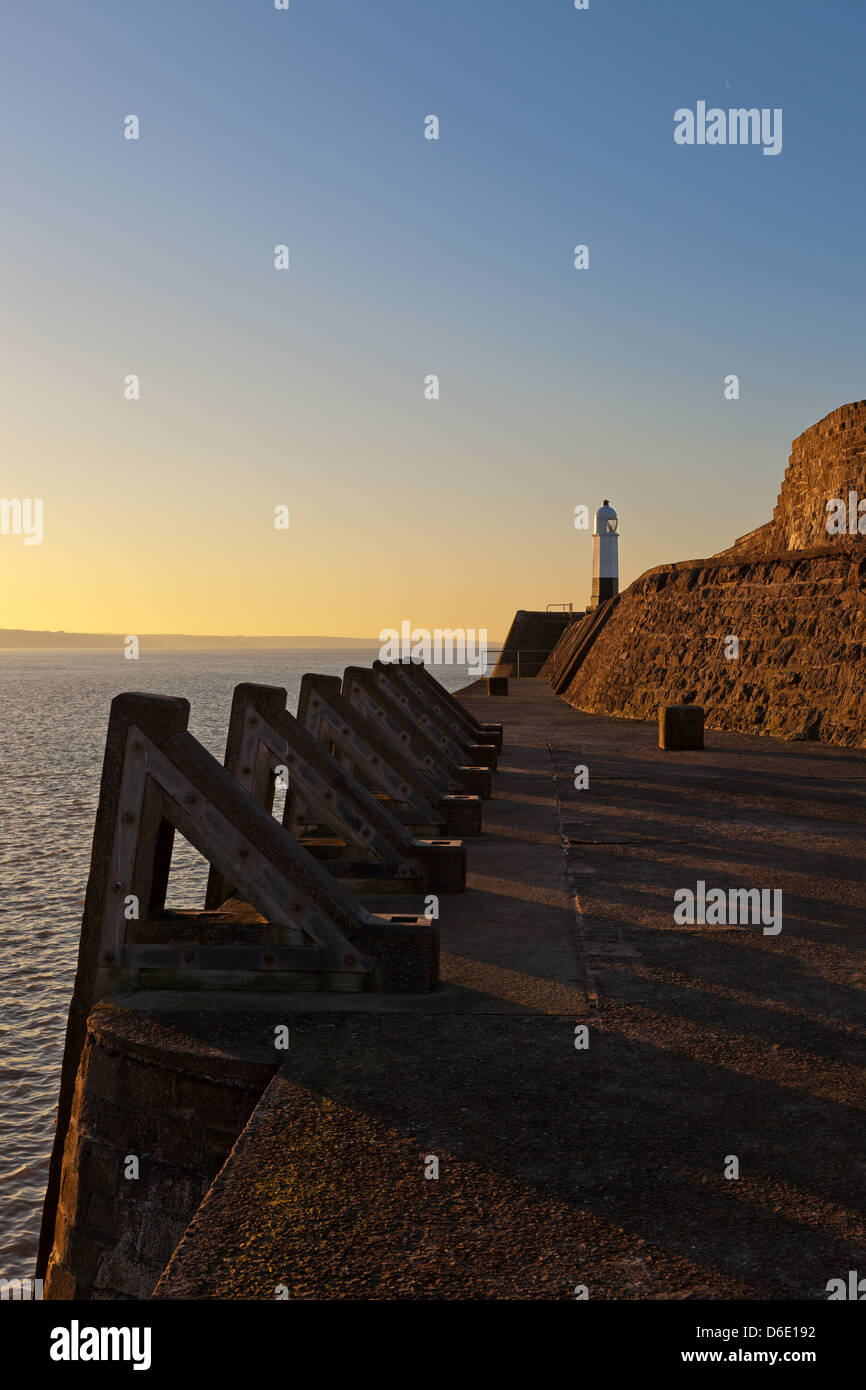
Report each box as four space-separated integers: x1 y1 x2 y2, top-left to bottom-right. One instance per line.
0 649 482 1272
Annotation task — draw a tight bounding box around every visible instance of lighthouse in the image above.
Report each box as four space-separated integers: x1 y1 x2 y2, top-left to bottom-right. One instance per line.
588 499 619 609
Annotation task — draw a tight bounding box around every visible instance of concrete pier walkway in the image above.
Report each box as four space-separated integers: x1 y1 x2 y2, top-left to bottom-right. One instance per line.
109 679 865 1299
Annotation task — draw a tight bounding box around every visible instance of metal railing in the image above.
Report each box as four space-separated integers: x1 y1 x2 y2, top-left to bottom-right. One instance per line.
486 646 560 677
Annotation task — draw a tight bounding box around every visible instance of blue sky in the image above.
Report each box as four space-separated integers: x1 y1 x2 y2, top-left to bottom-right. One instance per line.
1 0 864 634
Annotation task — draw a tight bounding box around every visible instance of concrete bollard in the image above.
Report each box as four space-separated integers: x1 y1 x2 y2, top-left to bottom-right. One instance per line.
659 704 704 750
487 676 508 696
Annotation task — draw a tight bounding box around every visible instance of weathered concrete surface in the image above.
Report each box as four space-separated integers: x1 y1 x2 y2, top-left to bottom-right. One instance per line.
139 681 866 1300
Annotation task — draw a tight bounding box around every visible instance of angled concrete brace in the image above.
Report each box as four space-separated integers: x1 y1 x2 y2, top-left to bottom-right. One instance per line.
342 666 493 800
297 673 483 837
205 684 465 904
395 659 504 749
37 695 184 1279
380 659 503 752
371 661 498 770
38 692 438 1278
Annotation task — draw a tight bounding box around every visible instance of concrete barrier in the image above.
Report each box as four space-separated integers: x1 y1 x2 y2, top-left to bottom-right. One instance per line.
36 689 439 1283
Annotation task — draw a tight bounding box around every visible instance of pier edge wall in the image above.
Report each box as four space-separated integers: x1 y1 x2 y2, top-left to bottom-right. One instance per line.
44 1005 274 1300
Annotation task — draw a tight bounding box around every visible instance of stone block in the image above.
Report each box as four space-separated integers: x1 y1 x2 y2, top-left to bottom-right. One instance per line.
437 794 483 837
119 1055 176 1111
659 704 704 750
458 742 498 770
60 1138 120 1226
82 1043 124 1102
46 1216 112 1297
349 915 439 992
415 839 466 894
148 1163 209 1219
174 1071 248 1127
457 766 492 799
477 722 504 747
43 1259 77 1301
86 1187 121 1240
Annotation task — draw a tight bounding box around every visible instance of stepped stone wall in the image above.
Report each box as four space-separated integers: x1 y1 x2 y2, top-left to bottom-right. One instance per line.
555 400 866 746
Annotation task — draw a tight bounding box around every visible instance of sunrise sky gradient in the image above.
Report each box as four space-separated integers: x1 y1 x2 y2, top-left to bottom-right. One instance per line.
2 0 865 638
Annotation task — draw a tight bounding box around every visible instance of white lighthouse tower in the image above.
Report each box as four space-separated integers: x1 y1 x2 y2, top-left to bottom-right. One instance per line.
588 499 619 609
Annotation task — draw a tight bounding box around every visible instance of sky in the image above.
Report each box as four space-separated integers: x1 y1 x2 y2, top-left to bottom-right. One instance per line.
1 0 865 638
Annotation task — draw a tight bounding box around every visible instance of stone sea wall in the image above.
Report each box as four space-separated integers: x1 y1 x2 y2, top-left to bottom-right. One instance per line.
556 400 866 745
561 545 866 746
44 1003 274 1299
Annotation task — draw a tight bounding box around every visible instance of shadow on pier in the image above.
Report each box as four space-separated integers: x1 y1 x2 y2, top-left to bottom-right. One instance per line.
38 675 866 1300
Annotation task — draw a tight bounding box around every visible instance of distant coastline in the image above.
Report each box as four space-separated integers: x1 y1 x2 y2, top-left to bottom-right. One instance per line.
0 630 380 651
